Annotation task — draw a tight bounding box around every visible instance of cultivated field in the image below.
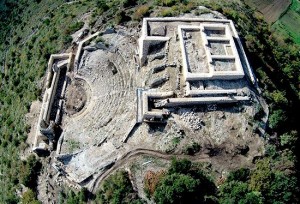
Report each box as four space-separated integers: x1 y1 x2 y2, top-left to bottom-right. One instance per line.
246 0 300 44
245 0 291 23
272 0 300 44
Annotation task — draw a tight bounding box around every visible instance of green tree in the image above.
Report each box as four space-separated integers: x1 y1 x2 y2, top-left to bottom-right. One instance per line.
96 170 143 203
249 159 272 193
280 131 297 148
227 168 250 182
153 173 199 204
19 154 42 189
241 192 264 204
21 189 41 204
268 109 287 129
219 181 249 203
270 90 288 106
152 159 217 203
266 172 298 204
168 158 191 174
97 0 109 11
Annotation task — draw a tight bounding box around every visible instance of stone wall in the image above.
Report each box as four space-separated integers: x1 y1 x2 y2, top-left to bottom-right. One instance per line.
74 32 100 72
165 96 249 107
33 53 72 153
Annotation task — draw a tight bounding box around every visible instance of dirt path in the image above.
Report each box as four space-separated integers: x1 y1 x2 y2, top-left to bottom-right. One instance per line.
90 148 210 193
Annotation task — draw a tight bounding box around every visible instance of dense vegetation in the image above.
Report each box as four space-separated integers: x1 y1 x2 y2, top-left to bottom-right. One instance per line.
95 170 144 203
0 0 299 203
144 159 299 203
220 164 298 203
145 159 217 203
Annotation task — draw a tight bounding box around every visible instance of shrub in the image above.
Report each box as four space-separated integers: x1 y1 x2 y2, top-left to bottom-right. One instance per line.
249 159 272 193
268 109 287 129
96 170 143 203
153 173 199 203
63 35 73 45
144 170 166 197
280 131 297 148
19 154 42 189
64 21 84 35
269 90 288 106
114 10 131 25
159 7 176 17
155 0 187 7
183 142 201 155
96 0 109 11
21 189 41 204
122 0 137 8
227 168 250 182
132 5 150 20
266 172 298 203
219 181 252 203
151 159 217 203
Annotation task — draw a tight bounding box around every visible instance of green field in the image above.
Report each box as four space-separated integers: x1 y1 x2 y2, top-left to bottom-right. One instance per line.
272 0 300 44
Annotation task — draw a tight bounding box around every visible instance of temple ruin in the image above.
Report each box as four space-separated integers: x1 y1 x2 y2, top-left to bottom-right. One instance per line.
137 17 256 122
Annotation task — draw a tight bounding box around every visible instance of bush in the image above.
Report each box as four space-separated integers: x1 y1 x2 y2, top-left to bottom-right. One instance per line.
151 159 217 203
96 0 109 11
280 131 297 148
21 189 41 204
144 170 166 197
183 142 201 155
153 173 199 203
96 170 143 203
169 158 191 174
268 109 287 129
132 5 150 20
266 172 298 203
114 10 131 25
63 35 73 45
19 154 42 189
64 21 84 35
269 90 288 106
122 0 137 8
249 159 272 193
155 0 187 7
227 168 250 182
219 181 254 203
159 7 176 17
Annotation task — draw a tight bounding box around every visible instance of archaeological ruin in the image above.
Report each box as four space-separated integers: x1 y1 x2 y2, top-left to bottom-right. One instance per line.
137 17 256 122
32 15 263 198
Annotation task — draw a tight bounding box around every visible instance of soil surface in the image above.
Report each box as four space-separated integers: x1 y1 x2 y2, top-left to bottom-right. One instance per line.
65 79 89 115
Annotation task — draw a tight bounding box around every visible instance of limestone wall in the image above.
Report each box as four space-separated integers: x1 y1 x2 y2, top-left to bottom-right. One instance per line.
138 37 169 65
33 53 72 152
139 89 174 121
165 96 249 107
186 89 237 96
74 32 100 72
229 21 257 85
